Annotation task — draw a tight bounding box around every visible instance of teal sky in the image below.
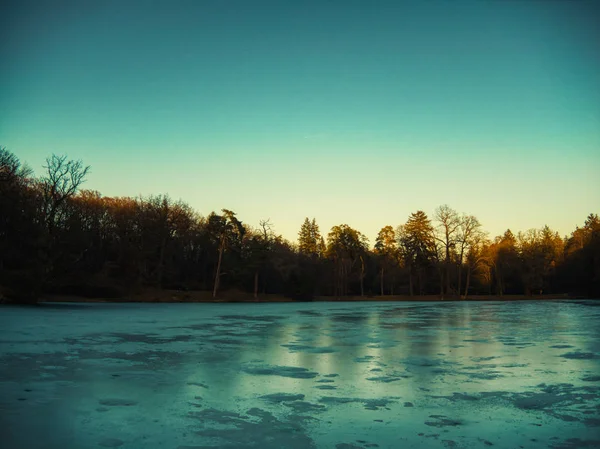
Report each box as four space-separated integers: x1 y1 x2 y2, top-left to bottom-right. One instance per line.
2 0 599 243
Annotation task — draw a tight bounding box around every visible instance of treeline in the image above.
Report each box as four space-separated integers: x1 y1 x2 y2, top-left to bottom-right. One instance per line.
1 147 599 303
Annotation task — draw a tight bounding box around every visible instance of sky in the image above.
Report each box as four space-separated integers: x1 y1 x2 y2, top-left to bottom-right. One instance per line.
2 0 599 244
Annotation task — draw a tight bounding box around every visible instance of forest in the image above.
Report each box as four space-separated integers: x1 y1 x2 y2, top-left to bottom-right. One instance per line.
1 147 599 303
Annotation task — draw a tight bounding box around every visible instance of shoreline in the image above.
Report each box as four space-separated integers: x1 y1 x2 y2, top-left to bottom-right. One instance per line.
33 290 587 304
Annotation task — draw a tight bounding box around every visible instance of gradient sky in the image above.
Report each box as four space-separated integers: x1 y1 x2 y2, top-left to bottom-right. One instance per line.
2 0 599 244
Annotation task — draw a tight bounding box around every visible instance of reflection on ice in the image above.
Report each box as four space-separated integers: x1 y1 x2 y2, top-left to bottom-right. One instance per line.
0 300 599 448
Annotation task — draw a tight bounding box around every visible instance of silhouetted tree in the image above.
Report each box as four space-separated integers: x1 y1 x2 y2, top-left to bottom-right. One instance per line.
327 224 368 296
456 214 485 298
397 211 436 296
374 225 397 295
2 146 598 302
434 205 461 295
209 209 245 298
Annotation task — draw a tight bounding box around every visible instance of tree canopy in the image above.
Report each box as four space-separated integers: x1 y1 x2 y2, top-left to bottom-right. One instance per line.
1 147 598 303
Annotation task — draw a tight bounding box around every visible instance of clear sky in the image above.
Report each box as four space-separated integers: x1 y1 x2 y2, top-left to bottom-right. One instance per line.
2 0 599 243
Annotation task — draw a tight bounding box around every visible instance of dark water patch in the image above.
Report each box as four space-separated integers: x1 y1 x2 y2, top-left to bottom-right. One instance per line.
582 376 600 383
187 382 209 389
281 344 311 351
551 345 575 349
98 399 137 406
316 379 335 383
281 344 336 354
260 393 305 402
424 415 463 427
471 356 498 362
560 352 598 360
190 407 316 449
404 402 414 407
336 444 362 449
467 371 504 380
584 417 600 426
508 383 600 423
403 357 455 368
315 385 337 390
462 364 498 371
514 394 568 410
323 374 339 378
297 310 322 317
366 376 403 383
78 348 185 369
189 408 245 424
105 332 193 344
418 433 439 438
354 355 377 363
218 315 284 322
208 338 243 345
176 446 217 449
551 438 600 448
241 363 318 379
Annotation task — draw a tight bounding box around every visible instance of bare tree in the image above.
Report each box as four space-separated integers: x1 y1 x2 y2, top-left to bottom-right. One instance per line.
255 218 274 298
0 146 32 184
456 214 484 298
434 205 461 296
41 154 90 234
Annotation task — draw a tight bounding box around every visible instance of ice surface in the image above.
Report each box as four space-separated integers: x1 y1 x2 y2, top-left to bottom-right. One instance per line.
1 300 600 448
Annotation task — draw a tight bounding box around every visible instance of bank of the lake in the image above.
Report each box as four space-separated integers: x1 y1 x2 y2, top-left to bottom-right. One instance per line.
37 288 579 304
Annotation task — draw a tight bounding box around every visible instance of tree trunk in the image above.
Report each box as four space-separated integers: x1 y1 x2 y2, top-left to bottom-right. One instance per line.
457 264 462 300
445 243 451 295
254 269 259 298
360 255 365 297
212 236 225 298
409 265 414 297
343 260 348 296
157 236 166 288
464 265 471 299
494 265 503 296
380 267 384 296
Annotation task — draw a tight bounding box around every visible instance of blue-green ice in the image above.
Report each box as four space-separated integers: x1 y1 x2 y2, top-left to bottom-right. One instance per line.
1 301 599 448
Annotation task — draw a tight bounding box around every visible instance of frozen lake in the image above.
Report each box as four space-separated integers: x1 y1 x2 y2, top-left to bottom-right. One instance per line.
1 300 599 449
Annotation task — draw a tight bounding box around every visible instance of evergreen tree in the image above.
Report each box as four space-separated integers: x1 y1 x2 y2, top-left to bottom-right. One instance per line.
298 217 322 257
397 211 436 295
